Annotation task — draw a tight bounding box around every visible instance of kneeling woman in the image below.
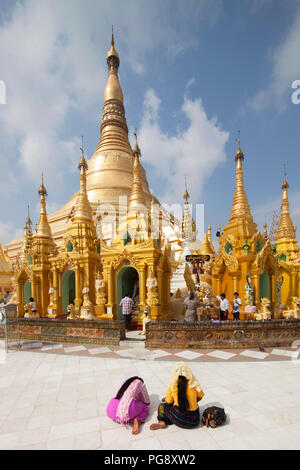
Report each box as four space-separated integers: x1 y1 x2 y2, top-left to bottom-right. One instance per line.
107 376 150 435
150 362 204 430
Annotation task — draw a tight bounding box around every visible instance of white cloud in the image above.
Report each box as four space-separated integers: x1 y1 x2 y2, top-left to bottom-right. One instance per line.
248 6 300 111
139 88 229 203
186 77 196 90
0 0 223 194
0 221 23 246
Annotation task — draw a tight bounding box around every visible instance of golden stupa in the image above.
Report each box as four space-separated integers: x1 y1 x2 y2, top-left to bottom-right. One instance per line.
6 33 156 258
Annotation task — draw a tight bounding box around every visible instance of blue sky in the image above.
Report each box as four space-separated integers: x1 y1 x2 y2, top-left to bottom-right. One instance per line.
0 0 299 245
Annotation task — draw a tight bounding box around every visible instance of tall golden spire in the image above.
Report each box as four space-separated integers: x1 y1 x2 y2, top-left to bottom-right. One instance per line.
276 169 296 241
35 175 52 239
93 29 131 154
128 131 146 212
229 131 254 224
72 139 94 223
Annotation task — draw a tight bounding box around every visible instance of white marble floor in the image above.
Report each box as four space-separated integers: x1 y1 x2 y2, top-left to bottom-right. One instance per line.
0 348 299 450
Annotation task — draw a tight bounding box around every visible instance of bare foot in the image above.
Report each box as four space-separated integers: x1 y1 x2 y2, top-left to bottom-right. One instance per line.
132 418 140 435
150 422 166 431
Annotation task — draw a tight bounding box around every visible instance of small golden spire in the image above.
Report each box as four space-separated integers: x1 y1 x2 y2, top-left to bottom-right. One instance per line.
229 132 253 223
38 173 48 197
183 176 190 203
128 134 146 211
36 175 52 239
78 136 88 172
276 167 296 241
263 220 268 239
199 232 214 255
207 224 215 253
26 205 32 227
133 128 141 157
73 140 93 223
235 130 244 162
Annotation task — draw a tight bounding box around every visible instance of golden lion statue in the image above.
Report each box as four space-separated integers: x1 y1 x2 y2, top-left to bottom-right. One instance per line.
67 304 77 320
255 298 272 321
283 297 300 320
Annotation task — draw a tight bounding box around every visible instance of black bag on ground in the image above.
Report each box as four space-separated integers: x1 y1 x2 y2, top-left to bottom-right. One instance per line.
202 406 226 428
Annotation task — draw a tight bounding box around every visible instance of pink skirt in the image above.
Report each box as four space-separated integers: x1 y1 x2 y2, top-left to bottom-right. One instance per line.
106 398 149 424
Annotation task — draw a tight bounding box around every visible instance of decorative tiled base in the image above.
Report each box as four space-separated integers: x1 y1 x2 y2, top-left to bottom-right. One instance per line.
6 317 126 346
145 319 300 350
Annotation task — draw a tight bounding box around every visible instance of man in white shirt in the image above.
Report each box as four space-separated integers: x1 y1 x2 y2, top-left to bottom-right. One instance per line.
232 292 242 321
216 293 229 321
29 297 37 314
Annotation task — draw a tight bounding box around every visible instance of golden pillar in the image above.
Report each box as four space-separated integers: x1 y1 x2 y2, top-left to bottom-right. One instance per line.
252 274 260 307
156 267 163 306
291 270 297 297
17 282 24 317
74 267 82 313
106 267 114 317
139 264 146 310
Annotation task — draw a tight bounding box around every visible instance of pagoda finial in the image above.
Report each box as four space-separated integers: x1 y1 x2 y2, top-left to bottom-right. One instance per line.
282 163 289 190
26 204 32 227
106 26 120 65
183 176 190 203
263 220 268 239
78 135 88 171
235 130 244 161
133 128 141 157
38 173 48 197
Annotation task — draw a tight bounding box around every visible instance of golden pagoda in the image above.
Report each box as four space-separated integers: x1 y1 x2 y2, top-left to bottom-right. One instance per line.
211 134 278 316
14 176 58 316
6 33 160 258
275 171 300 306
11 35 176 322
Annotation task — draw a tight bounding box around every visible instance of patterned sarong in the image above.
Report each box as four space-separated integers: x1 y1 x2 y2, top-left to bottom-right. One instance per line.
157 402 200 429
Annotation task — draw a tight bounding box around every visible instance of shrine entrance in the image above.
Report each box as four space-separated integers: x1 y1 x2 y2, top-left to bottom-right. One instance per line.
62 270 75 315
260 270 270 300
117 267 139 320
24 280 32 304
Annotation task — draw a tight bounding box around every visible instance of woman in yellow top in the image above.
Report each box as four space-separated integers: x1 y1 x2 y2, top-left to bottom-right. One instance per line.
150 362 204 430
